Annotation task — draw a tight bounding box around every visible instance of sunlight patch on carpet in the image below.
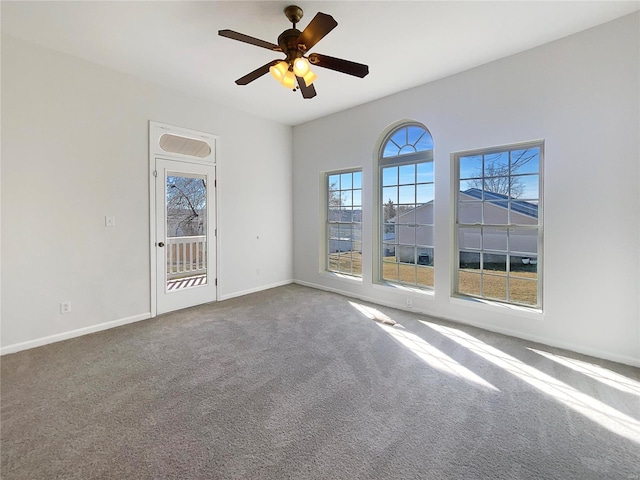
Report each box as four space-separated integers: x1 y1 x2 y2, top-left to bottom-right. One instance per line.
425 322 640 444
529 348 640 396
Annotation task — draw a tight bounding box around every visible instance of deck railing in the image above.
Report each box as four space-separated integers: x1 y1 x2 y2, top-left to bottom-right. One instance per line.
166 235 207 280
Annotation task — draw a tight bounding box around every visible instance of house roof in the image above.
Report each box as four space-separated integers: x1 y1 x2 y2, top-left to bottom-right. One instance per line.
462 188 538 218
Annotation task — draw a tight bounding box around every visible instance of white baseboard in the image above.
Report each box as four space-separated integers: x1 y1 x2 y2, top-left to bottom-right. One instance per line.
293 280 640 368
218 279 294 301
0 312 151 356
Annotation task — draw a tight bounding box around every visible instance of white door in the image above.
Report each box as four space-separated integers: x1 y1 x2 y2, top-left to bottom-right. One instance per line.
155 158 216 314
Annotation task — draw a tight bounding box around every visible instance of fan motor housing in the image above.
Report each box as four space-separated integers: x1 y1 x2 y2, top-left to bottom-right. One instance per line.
277 28 305 62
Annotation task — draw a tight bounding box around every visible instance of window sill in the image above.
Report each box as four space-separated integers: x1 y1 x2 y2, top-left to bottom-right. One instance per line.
320 271 363 284
450 294 543 320
372 281 435 297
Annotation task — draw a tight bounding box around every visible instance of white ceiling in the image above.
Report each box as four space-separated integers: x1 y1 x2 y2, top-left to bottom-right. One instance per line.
3 1 639 126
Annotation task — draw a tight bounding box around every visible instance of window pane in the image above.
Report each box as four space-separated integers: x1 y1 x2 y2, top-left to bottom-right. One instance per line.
398 207 415 224
484 201 508 225
510 255 538 279
516 175 539 200
509 278 538 306
390 128 407 148
328 174 340 190
510 148 539 175
383 243 396 256
415 202 434 224
459 227 481 250
399 185 415 204
460 251 480 271
340 172 352 189
399 263 417 284
352 171 362 189
382 262 399 282
460 182 482 199
399 164 415 184
382 167 398 186
407 126 426 146
484 152 509 176
398 225 416 245
458 271 481 296
511 200 538 223
383 186 398 205
416 266 434 288
458 201 482 224
415 132 434 152
328 207 341 222
417 162 434 183
416 225 434 247
397 245 415 264
417 184 434 204
417 247 434 266
352 189 362 207
509 228 538 255
483 177 510 197
483 253 507 274
460 155 482 179
342 190 353 206
383 202 397 224
340 209 353 223
383 142 400 158
483 275 507 301
483 227 508 251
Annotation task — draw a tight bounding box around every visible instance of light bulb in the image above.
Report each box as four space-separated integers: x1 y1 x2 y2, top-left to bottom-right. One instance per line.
302 69 318 87
269 61 288 82
281 70 296 89
292 57 310 77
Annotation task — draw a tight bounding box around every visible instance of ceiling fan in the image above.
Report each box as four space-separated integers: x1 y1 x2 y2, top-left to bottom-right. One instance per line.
218 5 369 99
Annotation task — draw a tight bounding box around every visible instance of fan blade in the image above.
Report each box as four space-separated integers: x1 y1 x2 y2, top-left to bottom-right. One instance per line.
235 60 279 85
308 53 369 78
296 76 317 99
218 29 281 52
296 12 337 52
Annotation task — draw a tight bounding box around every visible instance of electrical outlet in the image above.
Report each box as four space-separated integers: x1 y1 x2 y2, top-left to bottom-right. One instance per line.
406 299 413 308
60 301 71 314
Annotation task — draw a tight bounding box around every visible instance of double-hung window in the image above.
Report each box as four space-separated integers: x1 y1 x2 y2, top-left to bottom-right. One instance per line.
455 141 543 307
379 124 434 288
326 170 362 277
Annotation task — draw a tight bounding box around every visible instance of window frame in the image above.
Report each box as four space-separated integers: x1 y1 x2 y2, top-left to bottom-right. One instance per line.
453 140 544 309
377 122 435 289
325 168 363 278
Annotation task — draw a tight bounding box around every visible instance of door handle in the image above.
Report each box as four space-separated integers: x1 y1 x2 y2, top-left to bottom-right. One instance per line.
158 242 165 247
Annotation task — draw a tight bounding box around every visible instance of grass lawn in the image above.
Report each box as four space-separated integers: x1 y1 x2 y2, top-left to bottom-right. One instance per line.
329 253 537 306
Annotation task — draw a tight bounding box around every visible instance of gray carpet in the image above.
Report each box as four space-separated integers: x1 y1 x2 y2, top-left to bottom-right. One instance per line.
2 284 639 479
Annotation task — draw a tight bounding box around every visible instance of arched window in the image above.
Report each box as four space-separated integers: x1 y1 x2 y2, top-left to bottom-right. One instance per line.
379 123 434 288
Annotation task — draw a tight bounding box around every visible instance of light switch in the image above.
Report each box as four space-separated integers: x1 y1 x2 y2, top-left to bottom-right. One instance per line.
105 216 116 227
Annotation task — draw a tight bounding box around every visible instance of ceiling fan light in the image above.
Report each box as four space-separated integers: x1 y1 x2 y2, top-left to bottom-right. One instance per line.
292 57 310 77
269 61 288 82
302 69 318 87
281 70 296 89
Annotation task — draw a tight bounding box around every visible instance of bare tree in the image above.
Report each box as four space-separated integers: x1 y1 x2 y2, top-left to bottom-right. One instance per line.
167 177 206 236
466 149 536 198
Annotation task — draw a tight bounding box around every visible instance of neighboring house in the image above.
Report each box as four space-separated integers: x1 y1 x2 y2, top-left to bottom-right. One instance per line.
387 188 538 264
329 209 362 253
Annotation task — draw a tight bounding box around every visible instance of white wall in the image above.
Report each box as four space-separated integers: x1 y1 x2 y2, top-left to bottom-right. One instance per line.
1 36 293 351
293 13 640 366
